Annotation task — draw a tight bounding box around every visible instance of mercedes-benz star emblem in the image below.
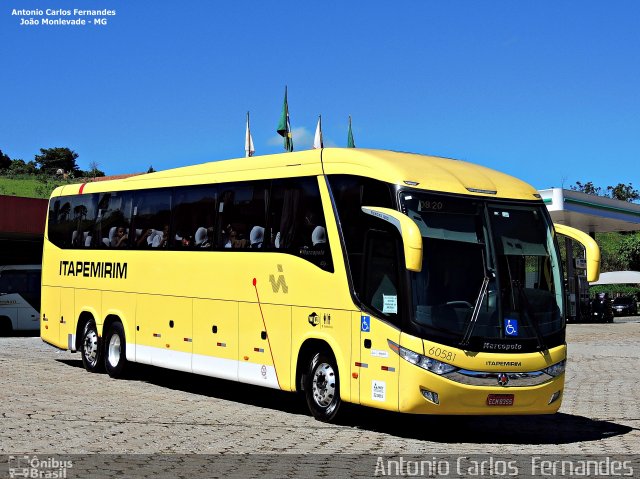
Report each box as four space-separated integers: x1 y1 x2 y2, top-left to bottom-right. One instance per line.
497 373 509 386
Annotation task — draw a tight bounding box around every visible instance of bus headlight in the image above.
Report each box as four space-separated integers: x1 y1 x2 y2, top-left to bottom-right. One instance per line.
388 340 457 375
542 360 566 377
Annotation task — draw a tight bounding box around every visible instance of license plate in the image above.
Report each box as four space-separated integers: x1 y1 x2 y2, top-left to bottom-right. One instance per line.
487 394 514 406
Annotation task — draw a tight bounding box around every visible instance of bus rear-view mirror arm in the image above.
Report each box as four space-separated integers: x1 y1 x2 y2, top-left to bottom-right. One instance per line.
553 223 601 282
361 206 423 272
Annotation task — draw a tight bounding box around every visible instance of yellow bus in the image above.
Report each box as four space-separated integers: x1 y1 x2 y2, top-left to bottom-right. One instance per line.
41 148 599 421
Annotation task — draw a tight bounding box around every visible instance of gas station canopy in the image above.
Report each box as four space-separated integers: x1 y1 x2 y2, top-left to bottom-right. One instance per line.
538 188 640 234
590 271 640 285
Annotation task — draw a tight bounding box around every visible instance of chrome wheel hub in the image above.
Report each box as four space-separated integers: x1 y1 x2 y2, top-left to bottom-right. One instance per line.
108 334 121 368
312 362 336 407
83 328 99 366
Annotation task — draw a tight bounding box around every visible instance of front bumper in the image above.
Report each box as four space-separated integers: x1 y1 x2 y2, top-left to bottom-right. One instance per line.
398 361 564 415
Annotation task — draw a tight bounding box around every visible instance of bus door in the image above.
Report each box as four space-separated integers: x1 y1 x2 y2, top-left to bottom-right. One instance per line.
357 229 402 410
358 315 400 410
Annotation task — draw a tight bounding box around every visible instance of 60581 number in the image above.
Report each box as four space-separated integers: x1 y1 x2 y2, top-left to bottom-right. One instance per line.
428 346 456 362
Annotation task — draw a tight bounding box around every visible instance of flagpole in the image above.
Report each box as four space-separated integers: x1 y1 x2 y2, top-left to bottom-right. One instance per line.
314 114 323 149
245 111 255 158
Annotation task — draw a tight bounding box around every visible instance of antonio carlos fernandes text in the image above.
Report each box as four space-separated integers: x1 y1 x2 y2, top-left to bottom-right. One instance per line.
11 9 117 16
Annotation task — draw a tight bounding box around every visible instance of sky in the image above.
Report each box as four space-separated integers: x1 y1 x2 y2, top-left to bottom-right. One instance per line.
1 1 639 190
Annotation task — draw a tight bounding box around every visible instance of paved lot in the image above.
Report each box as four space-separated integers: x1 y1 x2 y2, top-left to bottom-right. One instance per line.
1 318 639 458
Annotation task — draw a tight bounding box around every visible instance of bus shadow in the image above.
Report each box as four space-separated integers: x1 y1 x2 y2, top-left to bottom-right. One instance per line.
56 359 309 415
55 359 633 444
339 407 634 444
127 364 311 415
57 359 84 368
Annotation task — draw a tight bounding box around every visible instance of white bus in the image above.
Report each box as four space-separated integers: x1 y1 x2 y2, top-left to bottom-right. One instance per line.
0 265 41 334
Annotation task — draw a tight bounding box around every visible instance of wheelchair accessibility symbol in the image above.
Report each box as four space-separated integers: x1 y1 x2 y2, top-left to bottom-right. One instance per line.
504 319 518 337
361 316 371 333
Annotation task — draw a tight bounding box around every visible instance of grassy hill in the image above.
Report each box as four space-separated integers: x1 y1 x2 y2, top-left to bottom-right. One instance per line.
0 174 73 199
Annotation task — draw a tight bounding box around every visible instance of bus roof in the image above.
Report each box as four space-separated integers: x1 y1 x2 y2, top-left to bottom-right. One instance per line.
52 148 539 201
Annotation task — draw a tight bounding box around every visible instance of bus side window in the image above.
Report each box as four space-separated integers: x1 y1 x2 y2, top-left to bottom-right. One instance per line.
270 177 333 271
172 185 217 249
48 199 73 248
72 194 98 248
327 175 394 296
131 189 172 249
97 192 133 248
218 182 268 250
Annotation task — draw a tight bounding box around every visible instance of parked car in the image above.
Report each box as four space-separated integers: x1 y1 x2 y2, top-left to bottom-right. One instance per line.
612 296 638 316
590 293 614 323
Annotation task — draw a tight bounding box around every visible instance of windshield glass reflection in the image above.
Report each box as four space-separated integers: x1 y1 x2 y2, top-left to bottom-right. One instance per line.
400 192 564 352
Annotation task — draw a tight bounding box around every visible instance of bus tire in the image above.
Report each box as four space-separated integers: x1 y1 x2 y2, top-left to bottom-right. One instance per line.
80 321 104 373
104 322 128 379
304 351 341 422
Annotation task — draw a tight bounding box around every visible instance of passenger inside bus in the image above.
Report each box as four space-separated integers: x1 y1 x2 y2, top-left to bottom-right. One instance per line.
250 226 264 248
112 226 128 248
194 227 211 248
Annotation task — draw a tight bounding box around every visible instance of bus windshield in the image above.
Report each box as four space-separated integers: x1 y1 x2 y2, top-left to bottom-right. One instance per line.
400 192 564 353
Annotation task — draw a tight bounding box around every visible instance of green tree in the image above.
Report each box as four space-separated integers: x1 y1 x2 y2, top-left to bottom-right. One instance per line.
606 183 640 202
0 150 11 170
596 232 629 272
570 181 602 196
571 181 639 203
618 233 640 271
147 165 155 173
8 159 38 175
85 160 105 178
34 147 80 175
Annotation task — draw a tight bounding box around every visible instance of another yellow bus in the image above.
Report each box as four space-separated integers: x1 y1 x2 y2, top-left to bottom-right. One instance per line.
41 148 599 421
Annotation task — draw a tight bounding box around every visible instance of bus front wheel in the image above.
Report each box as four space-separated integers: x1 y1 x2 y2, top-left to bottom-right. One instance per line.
304 352 341 422
80 321 103 373
104 322 128 379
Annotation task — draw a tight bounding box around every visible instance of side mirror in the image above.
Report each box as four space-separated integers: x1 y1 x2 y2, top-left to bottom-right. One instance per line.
361 206 423 272
553 223 601 282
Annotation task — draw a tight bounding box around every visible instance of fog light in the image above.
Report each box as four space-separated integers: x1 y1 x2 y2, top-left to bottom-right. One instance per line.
548 390 562 405
421 388 440 405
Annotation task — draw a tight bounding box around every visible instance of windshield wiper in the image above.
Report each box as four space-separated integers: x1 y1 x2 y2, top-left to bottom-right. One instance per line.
460 276 490 347
460 246 492 347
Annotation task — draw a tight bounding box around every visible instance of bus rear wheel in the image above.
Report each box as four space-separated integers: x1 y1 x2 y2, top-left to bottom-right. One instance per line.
304 352 341 422
104 322 128 379
80 321 103 373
